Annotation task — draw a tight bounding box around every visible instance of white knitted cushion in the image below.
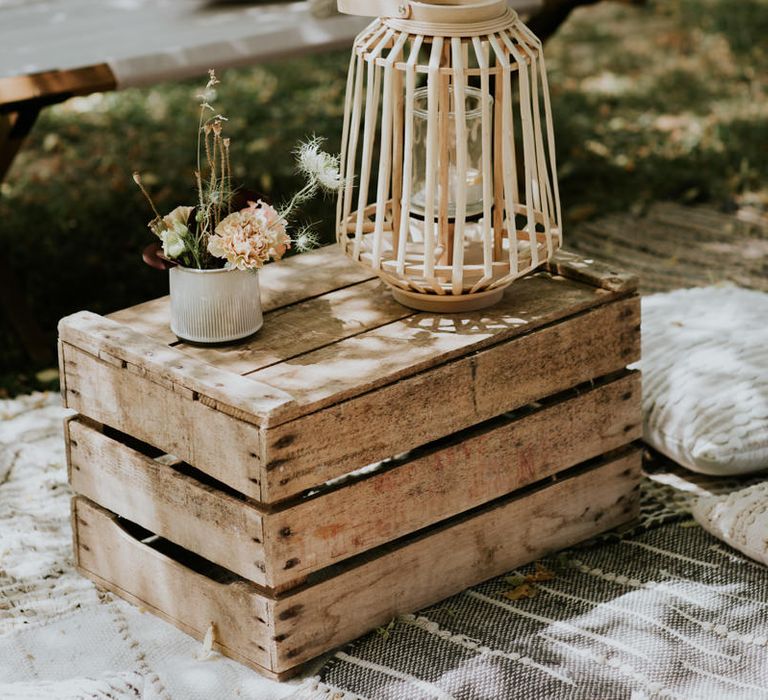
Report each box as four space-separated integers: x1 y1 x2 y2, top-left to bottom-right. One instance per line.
692 482 768 566
641 286 768 475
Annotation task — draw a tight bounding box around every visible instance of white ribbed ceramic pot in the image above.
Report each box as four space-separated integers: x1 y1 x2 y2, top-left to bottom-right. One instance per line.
169 266 262 344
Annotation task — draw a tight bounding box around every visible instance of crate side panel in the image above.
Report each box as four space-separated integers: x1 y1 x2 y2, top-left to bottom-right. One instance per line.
61 344 262 499
264 372 641 587
272 448 641 671
262 295 640 500
73 497 273 671
68 419 267 585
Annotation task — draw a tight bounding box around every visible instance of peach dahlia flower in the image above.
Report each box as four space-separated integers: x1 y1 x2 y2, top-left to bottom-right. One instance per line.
207 200 290 270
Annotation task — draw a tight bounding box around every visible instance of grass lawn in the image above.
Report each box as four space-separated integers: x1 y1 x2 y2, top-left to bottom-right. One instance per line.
1 0 766 395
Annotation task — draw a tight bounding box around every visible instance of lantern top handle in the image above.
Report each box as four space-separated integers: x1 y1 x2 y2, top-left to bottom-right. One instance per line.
337 0 509 23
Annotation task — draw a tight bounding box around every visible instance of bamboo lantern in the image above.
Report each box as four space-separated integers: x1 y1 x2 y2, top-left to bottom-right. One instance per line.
336 0 562 312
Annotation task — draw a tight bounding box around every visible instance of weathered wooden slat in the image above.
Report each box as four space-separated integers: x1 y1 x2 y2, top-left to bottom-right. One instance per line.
66 372 640 588
58 312 295 423
249 272 625 425
0 64 117 111
545 248 638 293
107 244 375 344
260 295 640 501
68 419 267 583
60 343 263 499
74 447 641 675
73 498 274 673
176 278 413 375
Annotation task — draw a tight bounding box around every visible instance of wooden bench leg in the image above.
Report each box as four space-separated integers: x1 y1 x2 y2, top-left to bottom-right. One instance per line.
0 106 40 183
0 105 54 366
0 65 118 367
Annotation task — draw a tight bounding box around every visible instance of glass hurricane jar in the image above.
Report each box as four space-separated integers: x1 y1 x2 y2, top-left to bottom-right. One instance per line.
410 85 491 219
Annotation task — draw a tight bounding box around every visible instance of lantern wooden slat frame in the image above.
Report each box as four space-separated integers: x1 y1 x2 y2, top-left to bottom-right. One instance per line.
337 2 562 311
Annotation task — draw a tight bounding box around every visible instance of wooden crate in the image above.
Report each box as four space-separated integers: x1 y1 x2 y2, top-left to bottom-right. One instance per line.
60 246 642 679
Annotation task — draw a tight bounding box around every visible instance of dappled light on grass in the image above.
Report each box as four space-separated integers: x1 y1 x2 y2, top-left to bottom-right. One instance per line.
547 0 768 219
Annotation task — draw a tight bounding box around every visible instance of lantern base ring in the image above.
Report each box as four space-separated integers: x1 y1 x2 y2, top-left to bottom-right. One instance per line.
391 285 504 313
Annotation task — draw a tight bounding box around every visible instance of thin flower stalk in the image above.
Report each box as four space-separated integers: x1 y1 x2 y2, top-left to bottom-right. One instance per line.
133 172 163 221
134 70 345 271
220 137 227 229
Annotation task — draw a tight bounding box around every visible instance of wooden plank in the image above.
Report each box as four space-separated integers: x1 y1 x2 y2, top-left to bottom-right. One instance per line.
545 248 638 293
105 296 174 345
261 295 640 500
272 447 641 671
68 419 267 584
74 447 640 675
73 497 273 673
262 372 641 586
60 343 263 499
248 272 624 426
59 312 295 423
107 244 374 345
65 372 640 588
0 65 116 111
176 278 413 375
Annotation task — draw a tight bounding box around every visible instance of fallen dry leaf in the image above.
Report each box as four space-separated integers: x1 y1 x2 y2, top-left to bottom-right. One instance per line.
502 583 539 601
528 563 556 583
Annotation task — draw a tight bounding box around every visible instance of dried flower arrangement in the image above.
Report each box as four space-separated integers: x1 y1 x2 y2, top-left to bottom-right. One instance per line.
133 69 343 271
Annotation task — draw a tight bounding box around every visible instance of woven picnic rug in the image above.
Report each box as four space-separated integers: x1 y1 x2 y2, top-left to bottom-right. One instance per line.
2 393 768 700
306 489 768 700
564 202 768 295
